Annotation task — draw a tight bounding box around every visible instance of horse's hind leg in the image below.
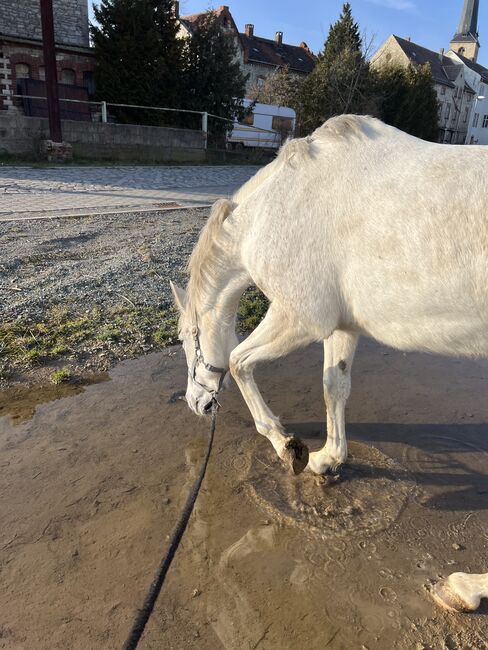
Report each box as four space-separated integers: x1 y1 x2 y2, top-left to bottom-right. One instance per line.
229 301 315 475
307 330 358 475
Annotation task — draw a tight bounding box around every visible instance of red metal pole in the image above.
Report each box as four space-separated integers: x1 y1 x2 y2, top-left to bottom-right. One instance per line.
40 0 62 142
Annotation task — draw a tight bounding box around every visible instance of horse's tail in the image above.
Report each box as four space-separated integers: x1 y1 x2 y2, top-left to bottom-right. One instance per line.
187 199 235 274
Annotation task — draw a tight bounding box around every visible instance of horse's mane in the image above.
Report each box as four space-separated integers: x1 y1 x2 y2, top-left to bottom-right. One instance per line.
186 198 235 314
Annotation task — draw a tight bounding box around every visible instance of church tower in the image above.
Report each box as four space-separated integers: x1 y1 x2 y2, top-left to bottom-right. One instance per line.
450 0 480 62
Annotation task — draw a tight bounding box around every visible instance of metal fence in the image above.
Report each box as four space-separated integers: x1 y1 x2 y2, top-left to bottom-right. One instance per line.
10 95 278 151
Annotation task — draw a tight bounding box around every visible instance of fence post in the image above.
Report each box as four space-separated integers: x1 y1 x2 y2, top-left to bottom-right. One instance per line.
101 101 107 123
202 111 208 149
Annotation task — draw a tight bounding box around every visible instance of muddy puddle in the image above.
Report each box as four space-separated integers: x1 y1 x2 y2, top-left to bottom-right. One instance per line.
1 340 488 649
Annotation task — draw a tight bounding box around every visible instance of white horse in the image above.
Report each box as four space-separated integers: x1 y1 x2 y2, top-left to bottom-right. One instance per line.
171 115 488 610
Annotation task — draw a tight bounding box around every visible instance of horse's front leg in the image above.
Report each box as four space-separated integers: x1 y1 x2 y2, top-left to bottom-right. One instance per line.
432 571 488 612
307 330 359 475
229 302 314 475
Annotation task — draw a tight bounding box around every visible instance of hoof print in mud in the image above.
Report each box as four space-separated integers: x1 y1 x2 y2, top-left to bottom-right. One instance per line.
283 437 309 475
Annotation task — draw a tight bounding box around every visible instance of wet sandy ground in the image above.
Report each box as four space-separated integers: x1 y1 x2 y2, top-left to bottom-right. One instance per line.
1 339 488 649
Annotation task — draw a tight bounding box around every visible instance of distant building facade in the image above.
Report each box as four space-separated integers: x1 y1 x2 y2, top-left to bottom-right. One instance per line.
371 0 488 145
371 35 475 144
0 0 95 112
177 3 315 97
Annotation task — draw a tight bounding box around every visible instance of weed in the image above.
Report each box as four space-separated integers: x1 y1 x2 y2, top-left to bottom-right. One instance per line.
50 367 72 385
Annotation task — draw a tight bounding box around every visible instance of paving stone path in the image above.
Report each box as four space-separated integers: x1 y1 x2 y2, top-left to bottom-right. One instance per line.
0 165 260 220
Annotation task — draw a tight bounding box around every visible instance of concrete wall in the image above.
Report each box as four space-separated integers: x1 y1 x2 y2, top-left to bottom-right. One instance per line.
0 0 89 47
0 114 206 162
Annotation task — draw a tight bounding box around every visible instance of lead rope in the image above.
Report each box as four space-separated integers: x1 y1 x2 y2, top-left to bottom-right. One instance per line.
122 405 218 650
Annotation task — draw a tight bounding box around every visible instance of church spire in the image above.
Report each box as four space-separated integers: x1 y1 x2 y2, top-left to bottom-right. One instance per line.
450 0 480 62
456 0 479 38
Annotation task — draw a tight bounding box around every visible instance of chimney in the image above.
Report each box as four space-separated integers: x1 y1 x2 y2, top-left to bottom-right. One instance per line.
439 47 445 61
275 31 283 45
245 24 254 37
173 0 179 19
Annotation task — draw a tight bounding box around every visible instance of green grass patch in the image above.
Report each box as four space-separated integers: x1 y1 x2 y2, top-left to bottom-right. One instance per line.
237 288 269 332
0 288 268 376
50 367 72 385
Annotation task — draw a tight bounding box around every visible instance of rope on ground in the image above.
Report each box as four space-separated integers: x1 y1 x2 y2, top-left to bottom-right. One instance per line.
122 407 217 650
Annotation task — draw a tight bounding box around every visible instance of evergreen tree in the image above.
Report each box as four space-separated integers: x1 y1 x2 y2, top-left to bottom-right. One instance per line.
91 0 184 124
297 3 372 134
374 63 439 141
182 11 248 137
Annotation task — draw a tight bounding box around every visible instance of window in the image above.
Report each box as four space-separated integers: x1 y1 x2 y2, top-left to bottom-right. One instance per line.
458 47 466 55
445 104 450 120
473 112 480 127
256 75 266 89
464 107 469 123
61 68 76 85
467 93 472 102
38 66 45 81
272 116 293 131
82 70 95 96
15 63 30 79
481 84 485 95
482 114 488 128
438 102 443 119
441 86 446 95
239 113 254 126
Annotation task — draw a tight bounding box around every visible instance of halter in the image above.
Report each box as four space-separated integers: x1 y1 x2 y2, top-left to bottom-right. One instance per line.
189 325 228 399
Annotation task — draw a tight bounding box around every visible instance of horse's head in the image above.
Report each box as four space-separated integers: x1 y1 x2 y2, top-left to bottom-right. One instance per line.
170 281 228 416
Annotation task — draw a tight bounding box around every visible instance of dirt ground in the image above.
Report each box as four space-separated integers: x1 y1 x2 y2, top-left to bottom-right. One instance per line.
1 338 488 649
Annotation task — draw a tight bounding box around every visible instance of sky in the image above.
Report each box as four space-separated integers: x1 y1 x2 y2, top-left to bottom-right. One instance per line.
89 0 488 68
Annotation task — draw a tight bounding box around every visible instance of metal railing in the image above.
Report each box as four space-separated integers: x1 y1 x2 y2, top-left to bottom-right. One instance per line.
9 94 282 149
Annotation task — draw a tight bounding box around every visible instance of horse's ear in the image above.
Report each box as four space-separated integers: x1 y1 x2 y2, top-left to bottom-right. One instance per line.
170 281 187 312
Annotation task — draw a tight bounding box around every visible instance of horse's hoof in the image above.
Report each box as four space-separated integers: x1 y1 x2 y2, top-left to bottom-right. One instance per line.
430 580 473 613
282 437 309 475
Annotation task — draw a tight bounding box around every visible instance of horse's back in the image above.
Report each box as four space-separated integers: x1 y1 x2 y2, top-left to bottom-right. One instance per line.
236 116 488 356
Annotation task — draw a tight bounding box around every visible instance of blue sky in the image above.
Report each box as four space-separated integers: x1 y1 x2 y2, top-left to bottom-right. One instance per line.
89 1 488 67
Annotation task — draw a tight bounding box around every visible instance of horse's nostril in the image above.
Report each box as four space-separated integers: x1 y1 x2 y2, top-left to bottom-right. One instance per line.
203 401 213 413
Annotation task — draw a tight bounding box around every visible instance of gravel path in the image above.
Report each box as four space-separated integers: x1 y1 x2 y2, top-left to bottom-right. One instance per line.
0 208 210 382
0 208 207 322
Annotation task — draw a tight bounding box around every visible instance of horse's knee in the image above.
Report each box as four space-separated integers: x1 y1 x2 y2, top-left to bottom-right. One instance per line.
229 349 246 378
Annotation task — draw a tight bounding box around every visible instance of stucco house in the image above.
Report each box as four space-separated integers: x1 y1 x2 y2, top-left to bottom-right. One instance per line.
176 3 315 96
371 35 475 144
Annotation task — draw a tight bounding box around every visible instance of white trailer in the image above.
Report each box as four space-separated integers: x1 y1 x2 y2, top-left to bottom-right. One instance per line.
227 100 296 150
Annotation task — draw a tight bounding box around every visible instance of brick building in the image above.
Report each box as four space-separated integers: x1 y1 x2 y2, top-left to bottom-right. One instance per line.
0 0 95 112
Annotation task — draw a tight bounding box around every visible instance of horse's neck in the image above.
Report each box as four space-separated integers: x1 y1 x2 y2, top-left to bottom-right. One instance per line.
191 257 249 368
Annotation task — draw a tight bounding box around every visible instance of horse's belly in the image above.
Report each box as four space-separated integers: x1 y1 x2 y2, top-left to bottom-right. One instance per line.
359 315 488 358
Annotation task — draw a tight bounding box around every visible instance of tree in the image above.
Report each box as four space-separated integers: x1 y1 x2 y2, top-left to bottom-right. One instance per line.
374 63 439 141
91 0 184 124
182 11 248 137
297 3 373 134
249 65 304 113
